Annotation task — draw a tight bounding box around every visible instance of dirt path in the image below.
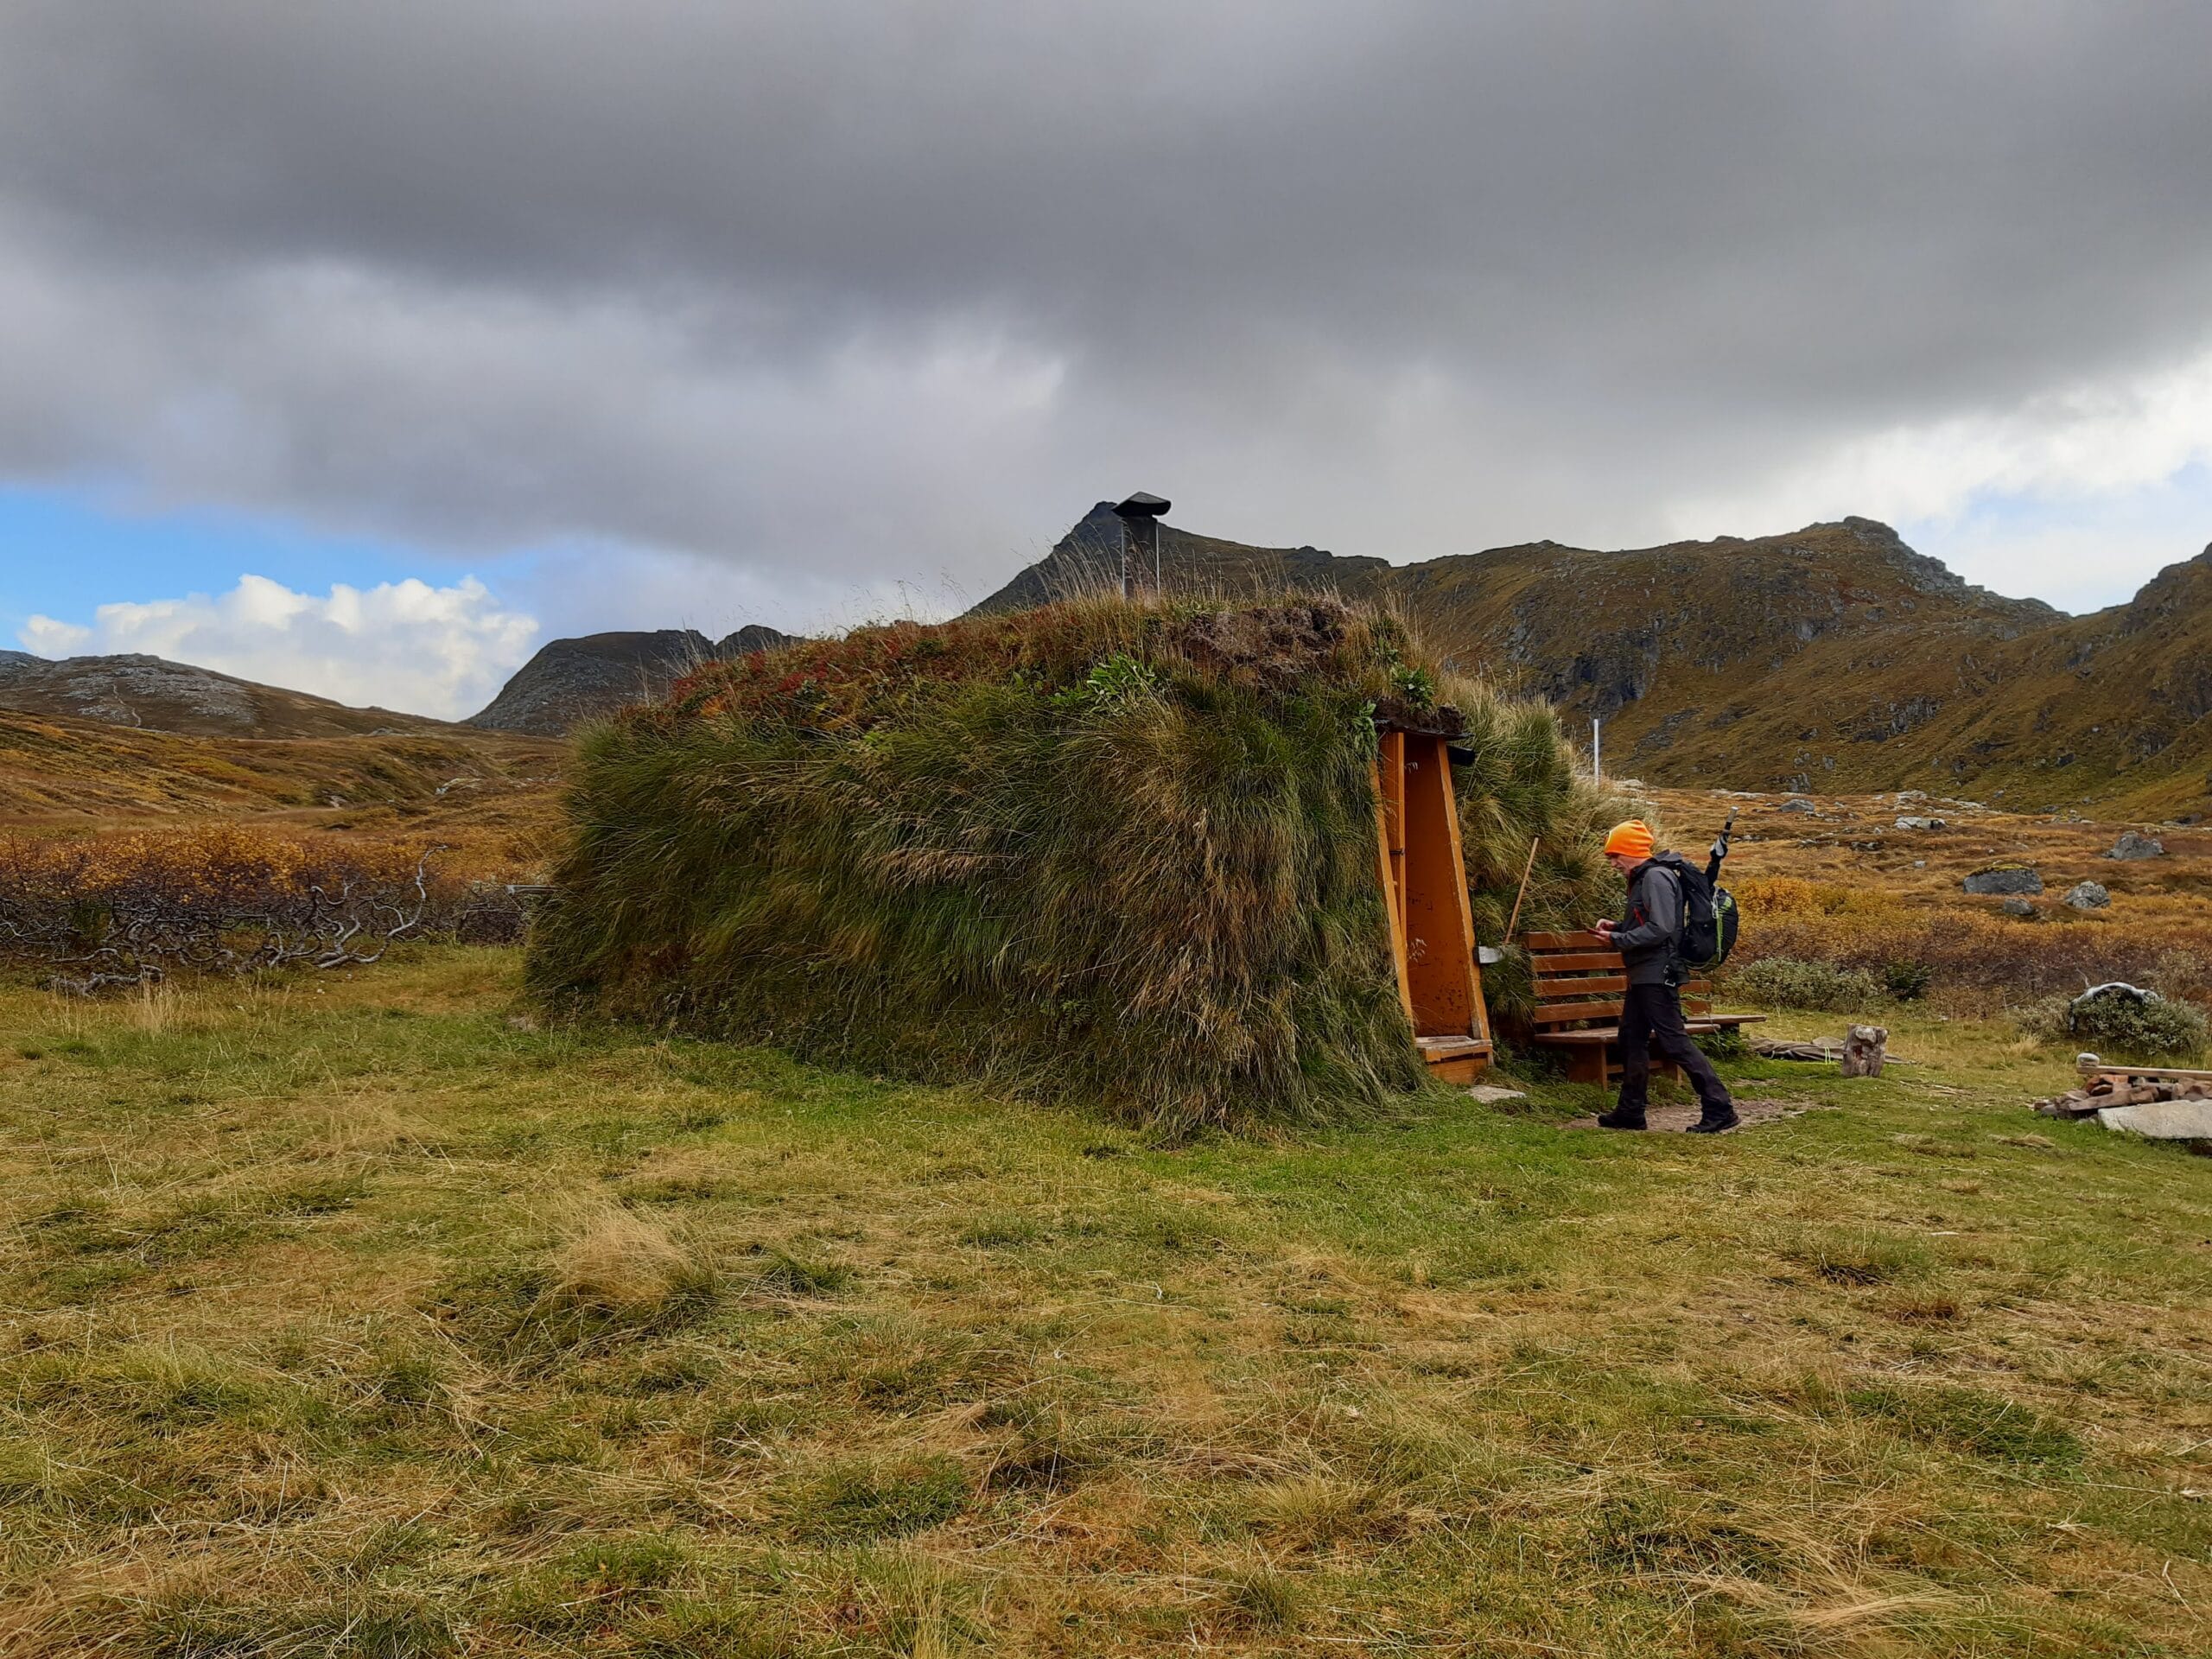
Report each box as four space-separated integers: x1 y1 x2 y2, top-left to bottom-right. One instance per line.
1561 1097 1817 1133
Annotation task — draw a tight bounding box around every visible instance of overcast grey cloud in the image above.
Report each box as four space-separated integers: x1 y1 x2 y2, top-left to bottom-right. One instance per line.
4 0 2212 657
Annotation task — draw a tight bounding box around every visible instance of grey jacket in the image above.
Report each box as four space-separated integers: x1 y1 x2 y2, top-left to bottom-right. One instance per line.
1611 855 1688 987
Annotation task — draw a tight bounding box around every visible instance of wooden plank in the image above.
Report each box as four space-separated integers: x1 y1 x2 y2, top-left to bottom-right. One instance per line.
1382 729 1406 945
1539 1019 1748 1039
2082 1060 2212 1082
1524 929 1607 950
1430 736 1493 1048
1401 733 1481 1042
1527 1033 1619 1084
1420 1032 1493 1084
1536 973 1627 997
1370 753 1415 1028
1534 1000 1626 1026
1530 950 1624 972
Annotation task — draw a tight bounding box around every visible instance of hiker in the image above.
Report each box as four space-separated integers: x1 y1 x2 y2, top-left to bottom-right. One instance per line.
1592 819 1739 1134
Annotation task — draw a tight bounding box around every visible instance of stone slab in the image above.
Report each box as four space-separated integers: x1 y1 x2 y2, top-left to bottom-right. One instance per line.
2097 1102 2212 1141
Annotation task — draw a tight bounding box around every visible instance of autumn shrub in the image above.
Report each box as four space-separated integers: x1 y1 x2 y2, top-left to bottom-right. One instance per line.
0 826 520 990
1726 876 2212 1012
1882 959 1934 1001
1730 875 1900 922
2012 989 2209 1063
1725 956 1883 1014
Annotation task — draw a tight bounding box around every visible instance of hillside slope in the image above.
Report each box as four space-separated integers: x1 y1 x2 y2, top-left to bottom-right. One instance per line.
0 652 446 739
0 709 565 853
467 625 794 735
978 512 2209 812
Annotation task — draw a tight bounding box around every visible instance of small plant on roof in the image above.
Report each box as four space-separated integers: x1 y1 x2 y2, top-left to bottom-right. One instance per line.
1052 652 1159 711
1389 664 1438 709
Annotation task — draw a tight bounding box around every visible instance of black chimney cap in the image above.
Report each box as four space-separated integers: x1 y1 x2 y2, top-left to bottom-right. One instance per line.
1111 492 1171 519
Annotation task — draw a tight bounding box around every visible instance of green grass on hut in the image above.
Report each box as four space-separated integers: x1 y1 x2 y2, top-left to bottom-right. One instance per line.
529 594 1609 1130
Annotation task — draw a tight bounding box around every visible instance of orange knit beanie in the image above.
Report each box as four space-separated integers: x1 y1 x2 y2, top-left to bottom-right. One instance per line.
1602 819 1656 859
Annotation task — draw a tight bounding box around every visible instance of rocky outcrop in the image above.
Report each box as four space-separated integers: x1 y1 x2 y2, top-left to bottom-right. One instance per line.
973 503 1388 615
1963 866 2043 896
2106 831 2166 861
0 652 440 739
467 626 793 736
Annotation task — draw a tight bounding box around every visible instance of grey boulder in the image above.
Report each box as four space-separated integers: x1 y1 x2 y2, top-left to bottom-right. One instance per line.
2099 1101 2212 1141
2106 832 2166 861
2000 897 2037 918
2063 880 2110 910
1963 867 2043 896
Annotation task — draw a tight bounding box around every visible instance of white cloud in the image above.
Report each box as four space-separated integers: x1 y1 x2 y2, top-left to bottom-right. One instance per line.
1670 342 2212 529
20 573 537 721
1656 340 2212 607
17 614 91 655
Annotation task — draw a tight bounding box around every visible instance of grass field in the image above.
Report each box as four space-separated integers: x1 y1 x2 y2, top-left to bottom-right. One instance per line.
3 947 2208 1656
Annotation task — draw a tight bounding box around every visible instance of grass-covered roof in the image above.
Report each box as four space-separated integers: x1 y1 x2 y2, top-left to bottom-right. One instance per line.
530 595 1610 1130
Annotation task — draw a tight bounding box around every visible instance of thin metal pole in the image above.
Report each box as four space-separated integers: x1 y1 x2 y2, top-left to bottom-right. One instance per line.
1154 517 1162 592
1121 521 1130 600
1592 718 1602 784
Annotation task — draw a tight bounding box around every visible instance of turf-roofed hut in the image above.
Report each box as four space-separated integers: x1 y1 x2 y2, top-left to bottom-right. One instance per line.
528 596 1607 1132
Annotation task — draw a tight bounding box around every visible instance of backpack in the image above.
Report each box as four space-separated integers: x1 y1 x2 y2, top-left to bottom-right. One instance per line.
1653 852 1739 970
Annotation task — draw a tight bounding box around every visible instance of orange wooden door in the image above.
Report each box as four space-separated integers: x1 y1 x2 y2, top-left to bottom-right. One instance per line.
1370 730 1491 1047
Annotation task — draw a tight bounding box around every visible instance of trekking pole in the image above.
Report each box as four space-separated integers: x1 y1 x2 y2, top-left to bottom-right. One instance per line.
1707 809 1736 886
1503 836 1541 943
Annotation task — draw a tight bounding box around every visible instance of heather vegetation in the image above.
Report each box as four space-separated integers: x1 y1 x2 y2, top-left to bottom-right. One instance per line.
1694 804 2212 1036
0 827 523 990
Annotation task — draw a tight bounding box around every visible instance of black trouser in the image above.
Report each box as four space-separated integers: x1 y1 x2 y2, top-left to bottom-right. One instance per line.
1618 981 1732 1112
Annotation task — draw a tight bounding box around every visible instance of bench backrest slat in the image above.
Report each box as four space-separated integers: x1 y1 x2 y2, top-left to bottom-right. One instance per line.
1524 932 1712 1031
1539 955 1628 982
1534 998 1633 1026
1536 971 1628 996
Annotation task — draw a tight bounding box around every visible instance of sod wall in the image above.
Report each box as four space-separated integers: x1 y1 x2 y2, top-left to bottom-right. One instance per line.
528 597 1608 1129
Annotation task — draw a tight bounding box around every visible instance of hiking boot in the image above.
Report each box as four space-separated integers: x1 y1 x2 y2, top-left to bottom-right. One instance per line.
1596 1105 1647 1130
1686 1103 1740 1135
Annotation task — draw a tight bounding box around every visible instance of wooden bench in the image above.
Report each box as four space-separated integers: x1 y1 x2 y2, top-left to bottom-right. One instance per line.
1523 930 1764 1087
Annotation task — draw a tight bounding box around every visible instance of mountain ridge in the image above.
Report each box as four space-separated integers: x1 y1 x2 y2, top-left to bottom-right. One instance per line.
0 651 446 740
974 508 2209 813
465 626 795 735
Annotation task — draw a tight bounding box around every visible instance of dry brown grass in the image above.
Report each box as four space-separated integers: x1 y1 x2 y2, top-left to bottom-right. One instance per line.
543 1202 701 1314
1635 785 2212 1012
